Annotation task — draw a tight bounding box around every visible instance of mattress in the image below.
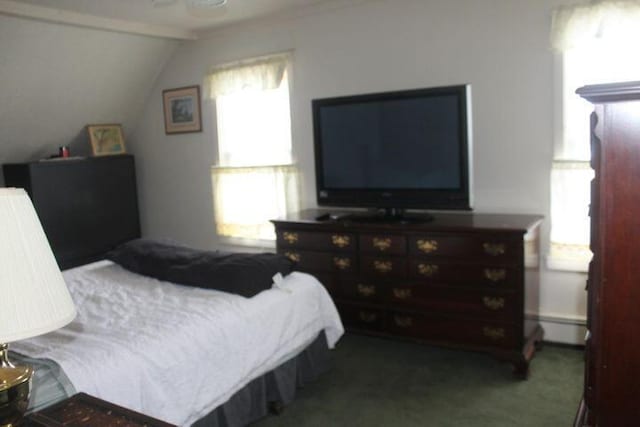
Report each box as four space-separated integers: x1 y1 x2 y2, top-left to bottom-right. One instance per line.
11 260 344 426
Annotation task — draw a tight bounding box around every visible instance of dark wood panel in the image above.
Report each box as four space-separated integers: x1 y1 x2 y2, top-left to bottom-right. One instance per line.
276 229 356 252
337 302 386 333
593 100 640 426
577 82 640 425
408 234 521 263
385 310 517 349
407 259 520 289
385 284 516 320
279 249 357 274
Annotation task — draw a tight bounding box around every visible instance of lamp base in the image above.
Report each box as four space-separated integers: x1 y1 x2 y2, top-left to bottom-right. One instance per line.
0 343 33 427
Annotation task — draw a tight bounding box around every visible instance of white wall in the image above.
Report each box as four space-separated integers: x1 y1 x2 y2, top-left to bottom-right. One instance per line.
0 14 179 177
131 0 587 343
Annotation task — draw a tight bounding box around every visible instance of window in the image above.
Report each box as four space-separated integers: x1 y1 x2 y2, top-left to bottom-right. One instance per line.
206 53 299 242
549 1 640 271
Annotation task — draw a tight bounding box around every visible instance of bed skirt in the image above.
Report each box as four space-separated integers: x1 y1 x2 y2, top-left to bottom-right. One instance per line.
192 330 331 427
17 330 331 427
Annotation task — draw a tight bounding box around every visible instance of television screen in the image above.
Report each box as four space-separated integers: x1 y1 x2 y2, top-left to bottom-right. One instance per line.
312 84 472 212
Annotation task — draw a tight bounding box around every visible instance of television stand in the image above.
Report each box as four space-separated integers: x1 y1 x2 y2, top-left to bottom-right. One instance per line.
272 209 544 378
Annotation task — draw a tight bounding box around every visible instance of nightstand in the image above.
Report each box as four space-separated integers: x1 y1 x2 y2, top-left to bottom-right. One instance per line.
25 392 176 426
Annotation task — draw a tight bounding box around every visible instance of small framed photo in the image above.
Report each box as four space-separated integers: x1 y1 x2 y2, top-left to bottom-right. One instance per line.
162 85 202 134
87 124 126 156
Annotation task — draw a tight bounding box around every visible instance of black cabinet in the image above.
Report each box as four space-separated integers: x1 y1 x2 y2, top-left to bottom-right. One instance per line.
3 155 140 269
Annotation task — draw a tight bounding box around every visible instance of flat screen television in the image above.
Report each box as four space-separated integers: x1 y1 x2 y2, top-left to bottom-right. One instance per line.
312 84 473 221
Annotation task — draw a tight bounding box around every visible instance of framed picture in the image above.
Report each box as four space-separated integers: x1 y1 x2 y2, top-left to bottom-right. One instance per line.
87 124 126 156
162 85 202 134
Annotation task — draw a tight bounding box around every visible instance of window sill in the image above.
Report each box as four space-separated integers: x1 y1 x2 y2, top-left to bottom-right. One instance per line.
217 235 276 253
545 254 590 273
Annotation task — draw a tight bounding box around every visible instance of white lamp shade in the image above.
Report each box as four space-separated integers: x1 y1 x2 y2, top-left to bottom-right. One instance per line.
0 188 76 343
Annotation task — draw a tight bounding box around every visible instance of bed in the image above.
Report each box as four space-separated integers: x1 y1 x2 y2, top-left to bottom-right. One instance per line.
11 248 344 426
4 156 344 426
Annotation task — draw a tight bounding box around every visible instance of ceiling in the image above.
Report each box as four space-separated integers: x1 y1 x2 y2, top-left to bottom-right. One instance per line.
7 0 332 33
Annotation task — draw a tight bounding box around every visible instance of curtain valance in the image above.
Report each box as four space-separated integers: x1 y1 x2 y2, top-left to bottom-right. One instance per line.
206 53 290 98
551 1 640 51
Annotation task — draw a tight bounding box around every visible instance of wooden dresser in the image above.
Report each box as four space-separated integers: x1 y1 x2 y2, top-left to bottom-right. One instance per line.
575 82 640 425
273 210 544 376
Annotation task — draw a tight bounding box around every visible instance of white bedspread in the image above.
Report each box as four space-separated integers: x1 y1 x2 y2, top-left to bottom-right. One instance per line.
12 260 344 426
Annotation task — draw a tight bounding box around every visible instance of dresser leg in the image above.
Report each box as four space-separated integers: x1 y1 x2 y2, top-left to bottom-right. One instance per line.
511 358 530 379
512 324 544 379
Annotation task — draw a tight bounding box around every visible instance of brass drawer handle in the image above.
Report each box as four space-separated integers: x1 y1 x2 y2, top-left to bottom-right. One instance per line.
483 326 505 340
416 239 438 254
284 251 300 263
484 268 507 282
331 234 351 248
333 257 351 270
392 288 412 300
483 242 506 256
372 237 392 251
417 263 439 277
282 231 299 244
483 296 505 310
359 311 378 323
357 283 376 297
373 260 393 273
394 315 413 328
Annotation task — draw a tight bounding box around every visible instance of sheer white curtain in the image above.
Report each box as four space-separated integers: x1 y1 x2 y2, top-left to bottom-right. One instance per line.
549 0 640 271
211 165 299 240
207 53 299 242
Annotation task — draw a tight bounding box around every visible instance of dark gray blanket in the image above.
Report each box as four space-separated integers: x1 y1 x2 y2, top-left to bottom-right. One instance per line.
106 238 294 298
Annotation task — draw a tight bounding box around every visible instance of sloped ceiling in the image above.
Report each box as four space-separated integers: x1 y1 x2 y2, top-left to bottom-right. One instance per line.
0 13 179 183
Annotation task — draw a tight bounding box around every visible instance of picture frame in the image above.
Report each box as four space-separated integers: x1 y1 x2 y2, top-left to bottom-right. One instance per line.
162 85 202 134
87 124 126 156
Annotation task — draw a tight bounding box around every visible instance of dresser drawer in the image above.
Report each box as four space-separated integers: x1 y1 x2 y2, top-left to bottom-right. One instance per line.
361 255 407 278
408 259 519 288
337 302 386 333
386 284 516 320
280 249 356 273
386 311 517 349
276 230 356 252
359 233 407 255
408 234 520 262
337 278 386 302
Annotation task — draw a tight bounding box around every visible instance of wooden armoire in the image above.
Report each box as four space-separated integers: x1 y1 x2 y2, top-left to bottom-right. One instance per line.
575 81 640 426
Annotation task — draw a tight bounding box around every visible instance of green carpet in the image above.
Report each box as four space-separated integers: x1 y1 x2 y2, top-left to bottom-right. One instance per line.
255 333 584 427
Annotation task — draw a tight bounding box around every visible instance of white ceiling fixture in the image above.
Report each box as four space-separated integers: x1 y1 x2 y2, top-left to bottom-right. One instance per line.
186 0 228 8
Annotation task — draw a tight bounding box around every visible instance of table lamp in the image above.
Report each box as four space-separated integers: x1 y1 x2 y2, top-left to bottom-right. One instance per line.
0 188 76 426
